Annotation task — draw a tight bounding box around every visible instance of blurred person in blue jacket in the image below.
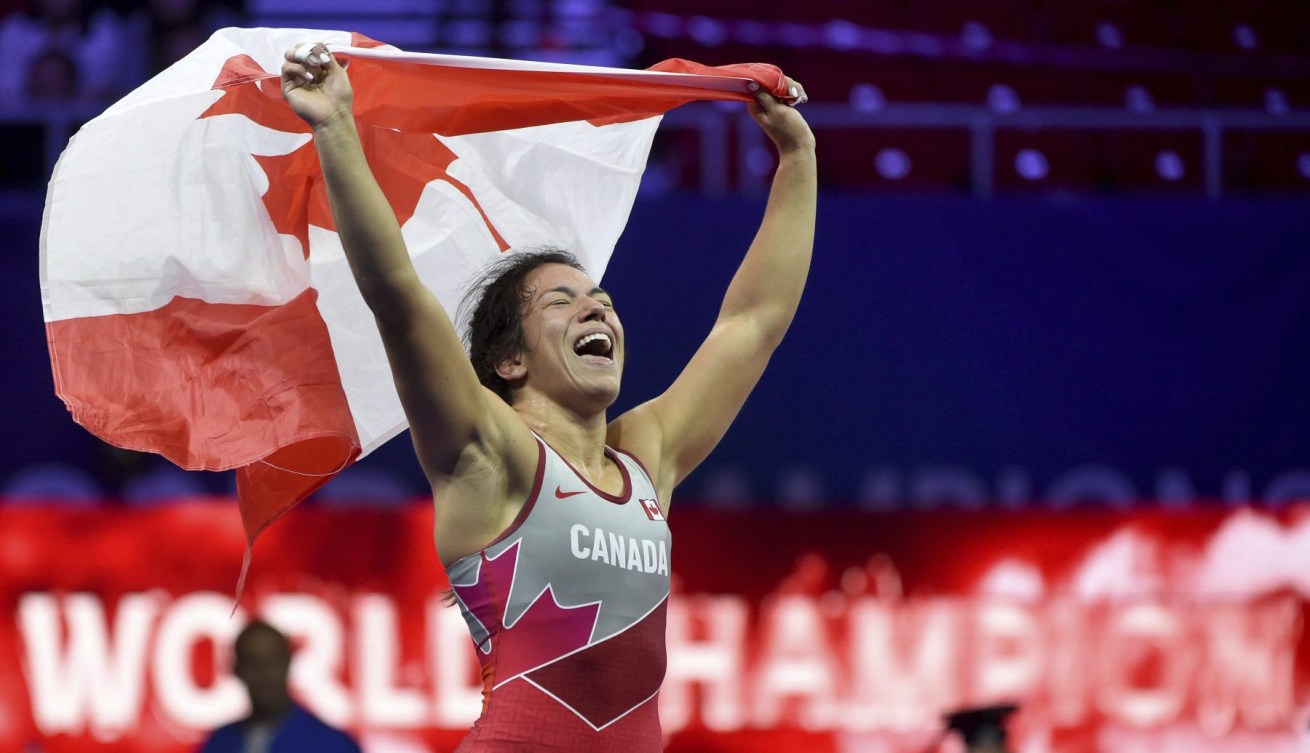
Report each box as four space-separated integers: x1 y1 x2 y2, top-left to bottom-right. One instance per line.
198 621 362 753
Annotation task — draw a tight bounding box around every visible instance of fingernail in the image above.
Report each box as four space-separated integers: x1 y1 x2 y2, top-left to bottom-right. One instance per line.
319 52 330 63
303 70 313 81
789 86 798 98
747 81 760 92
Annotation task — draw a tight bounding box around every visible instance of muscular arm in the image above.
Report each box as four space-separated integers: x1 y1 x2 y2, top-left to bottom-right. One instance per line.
281 48 526 486
614 83 817 501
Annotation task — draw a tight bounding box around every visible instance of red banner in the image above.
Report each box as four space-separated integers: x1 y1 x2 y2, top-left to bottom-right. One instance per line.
1 503 1306 752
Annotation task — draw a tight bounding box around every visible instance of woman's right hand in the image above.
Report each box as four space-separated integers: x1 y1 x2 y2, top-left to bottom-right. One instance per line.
281 43 354 129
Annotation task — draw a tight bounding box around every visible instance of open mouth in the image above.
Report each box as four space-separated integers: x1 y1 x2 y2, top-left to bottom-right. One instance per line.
573 332 614 362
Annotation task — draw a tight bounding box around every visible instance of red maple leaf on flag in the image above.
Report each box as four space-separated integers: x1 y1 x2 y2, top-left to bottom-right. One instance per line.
197 37 508 260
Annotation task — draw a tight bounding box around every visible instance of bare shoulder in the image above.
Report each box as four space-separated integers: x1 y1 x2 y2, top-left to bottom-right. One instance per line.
429 389 540 566
417 387 538 488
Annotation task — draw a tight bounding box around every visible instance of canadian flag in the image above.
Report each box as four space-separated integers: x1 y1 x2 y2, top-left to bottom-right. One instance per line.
639 498 665 522
41 27 788 548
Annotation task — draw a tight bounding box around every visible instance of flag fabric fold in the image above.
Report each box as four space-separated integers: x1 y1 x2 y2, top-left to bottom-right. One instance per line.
41 26 790 550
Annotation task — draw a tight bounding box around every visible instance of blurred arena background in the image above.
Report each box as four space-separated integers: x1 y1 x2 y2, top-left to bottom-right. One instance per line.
1 1 1309 752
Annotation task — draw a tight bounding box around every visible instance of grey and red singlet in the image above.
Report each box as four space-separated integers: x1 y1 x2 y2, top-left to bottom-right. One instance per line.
448 435 671 752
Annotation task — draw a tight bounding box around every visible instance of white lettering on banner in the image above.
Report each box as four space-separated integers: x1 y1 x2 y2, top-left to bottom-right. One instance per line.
661 595 748 731
9 589 1302 739
974 602 1044 701
427 596 482 726
355 594 426 727
1195 600 1299 734
260 594 353 727
844 599 961 731
18 592 159 739
1097 603 1191 727
568 525 669 575
752 595 841 730
152 592 245 729
1046 600 1093 726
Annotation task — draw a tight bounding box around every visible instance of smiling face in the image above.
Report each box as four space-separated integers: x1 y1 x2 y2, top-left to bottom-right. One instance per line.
496 263 624 412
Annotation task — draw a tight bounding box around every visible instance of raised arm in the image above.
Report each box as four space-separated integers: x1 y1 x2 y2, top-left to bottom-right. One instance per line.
280 47 522 483
614 81 817 501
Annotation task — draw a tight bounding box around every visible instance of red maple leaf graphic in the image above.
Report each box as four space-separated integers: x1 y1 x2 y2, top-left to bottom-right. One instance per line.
497 582 602 683
197 47 508 261
453 541 601 684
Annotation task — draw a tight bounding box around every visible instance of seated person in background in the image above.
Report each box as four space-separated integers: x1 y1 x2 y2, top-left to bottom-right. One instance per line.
198 620 362 753
0 0 135 99
24 47 78 100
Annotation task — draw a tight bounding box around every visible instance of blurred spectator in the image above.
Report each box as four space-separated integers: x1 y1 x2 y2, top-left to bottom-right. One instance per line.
23 46 78 99
138 0 243 75
122 462 207 504
198 621 362 753
91 442 224 504
312 464 417 507
1 462 103 503
0 0 136 101
945 704 1017 753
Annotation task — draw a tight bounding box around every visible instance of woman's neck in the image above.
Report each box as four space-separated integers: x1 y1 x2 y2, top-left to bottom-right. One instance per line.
512 395 610 479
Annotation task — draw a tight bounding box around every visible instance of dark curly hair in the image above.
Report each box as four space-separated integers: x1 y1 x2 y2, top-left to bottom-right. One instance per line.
458 248 586 404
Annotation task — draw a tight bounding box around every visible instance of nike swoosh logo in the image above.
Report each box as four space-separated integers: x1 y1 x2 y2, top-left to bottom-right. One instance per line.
555 486 586 499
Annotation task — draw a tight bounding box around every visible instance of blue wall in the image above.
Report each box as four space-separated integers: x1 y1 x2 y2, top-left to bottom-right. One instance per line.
6 191 1310 506
607 193 1310 506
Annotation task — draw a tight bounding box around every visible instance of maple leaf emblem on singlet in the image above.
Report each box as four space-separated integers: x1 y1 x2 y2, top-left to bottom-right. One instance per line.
452 540 602 679
451 539 668 729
